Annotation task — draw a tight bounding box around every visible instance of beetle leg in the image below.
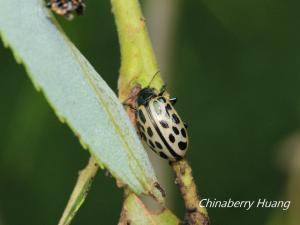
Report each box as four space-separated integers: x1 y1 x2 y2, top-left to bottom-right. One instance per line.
122 103 136 111
169 97 177 105
184 122 188 128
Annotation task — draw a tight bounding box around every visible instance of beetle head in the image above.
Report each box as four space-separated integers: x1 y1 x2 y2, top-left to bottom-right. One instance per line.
136 88 157 106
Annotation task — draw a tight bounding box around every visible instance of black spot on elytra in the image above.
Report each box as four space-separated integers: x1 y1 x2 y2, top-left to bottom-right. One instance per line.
165 104 172 118
159 152 168 159
169 134 175 143
138 110 146 124
137 122 145 132
172 114 180 124
172 126 179 135
181 128 187 138
166 104 172 111
147 127 153 137
149 140 155 148
165 108 171 118
160 120 169 128
155 141 163 149
140 132 147 141
150 147 157 153
178 141 187 150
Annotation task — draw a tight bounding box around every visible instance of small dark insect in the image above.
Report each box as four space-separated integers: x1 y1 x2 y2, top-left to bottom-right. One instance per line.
46 0 85 20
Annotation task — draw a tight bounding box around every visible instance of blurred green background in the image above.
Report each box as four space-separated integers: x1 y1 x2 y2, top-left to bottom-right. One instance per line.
1 0 300 224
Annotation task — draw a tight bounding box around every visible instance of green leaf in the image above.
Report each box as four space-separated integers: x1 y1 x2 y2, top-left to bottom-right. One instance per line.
119 194 180 225
58 157 98 225
0 0 164 202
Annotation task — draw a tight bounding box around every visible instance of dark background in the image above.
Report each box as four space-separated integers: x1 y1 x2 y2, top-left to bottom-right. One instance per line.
1 0 299 224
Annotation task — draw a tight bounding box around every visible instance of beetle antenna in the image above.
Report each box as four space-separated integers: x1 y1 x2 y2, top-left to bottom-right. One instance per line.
148 70 160 87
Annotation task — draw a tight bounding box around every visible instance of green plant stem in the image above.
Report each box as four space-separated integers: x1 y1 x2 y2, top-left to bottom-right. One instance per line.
111 0 209 224
171 160 210 225
111 0 163 101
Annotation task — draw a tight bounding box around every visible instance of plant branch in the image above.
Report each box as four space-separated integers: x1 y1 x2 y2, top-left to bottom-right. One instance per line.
111 0 163 102
171 160 209 225
111 0 209 224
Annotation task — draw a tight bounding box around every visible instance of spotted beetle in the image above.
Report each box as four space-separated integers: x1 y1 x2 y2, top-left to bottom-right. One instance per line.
46 0 85 19
125 75 189 161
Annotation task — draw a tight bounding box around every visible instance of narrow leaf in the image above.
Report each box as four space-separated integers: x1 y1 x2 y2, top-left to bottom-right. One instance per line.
58 157 98 225
0 0 163 202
